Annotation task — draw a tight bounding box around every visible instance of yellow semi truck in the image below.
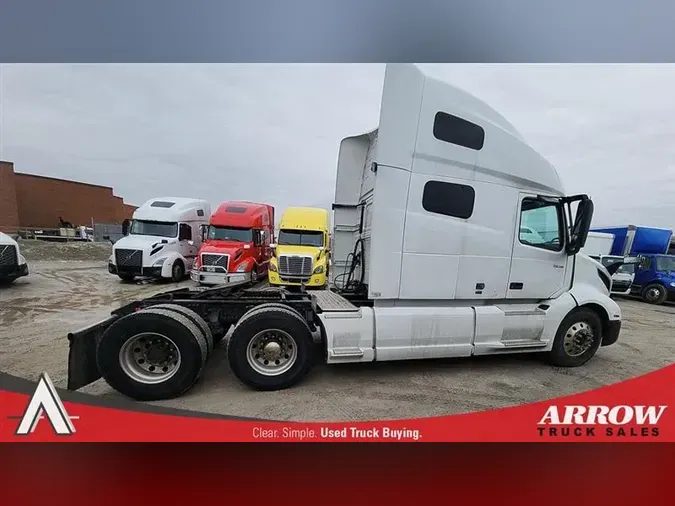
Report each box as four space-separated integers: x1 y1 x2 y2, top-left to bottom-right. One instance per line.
268 207 330 288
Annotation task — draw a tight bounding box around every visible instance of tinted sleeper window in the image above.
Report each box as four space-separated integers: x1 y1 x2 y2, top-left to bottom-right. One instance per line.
433 112 485 151
422 180 475 219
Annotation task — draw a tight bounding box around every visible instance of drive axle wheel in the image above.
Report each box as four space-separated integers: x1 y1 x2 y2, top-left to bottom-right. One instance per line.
97 309 208 401
545 307 603 367
146 304 214 354
227 304 313 390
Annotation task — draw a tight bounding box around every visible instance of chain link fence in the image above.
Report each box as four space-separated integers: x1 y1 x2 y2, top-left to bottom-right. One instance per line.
93 223 124 244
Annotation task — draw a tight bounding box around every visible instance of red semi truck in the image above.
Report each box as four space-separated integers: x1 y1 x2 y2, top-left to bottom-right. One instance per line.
190 201 275 287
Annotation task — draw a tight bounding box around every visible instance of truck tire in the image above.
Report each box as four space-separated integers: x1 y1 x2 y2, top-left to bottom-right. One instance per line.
641 283 667 305
118 274 135 282
146 304 214 354
171 260 185 282
545 307 603 367
227 304 313 390
97 308 209 401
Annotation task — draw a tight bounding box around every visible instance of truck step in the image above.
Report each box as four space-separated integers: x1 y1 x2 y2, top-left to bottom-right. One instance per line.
330 348 365 358
312 290 359 312
500 339 549 348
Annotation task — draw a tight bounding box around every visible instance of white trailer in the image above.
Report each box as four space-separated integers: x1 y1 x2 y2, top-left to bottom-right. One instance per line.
67 64 622 401
0 232 29 285
108 197 211 282
582 232 635 295
581 231 615 257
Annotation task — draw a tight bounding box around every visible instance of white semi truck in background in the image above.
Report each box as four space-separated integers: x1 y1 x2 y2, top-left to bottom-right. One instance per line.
67 64 622 402
0 232 29 285
582 231 636 296
108 197 211 283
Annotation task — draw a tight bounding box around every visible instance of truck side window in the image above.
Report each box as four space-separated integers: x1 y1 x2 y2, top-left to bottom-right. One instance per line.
433 111 485 151
422 180 475 219
519 198 563 252
179 223 192 241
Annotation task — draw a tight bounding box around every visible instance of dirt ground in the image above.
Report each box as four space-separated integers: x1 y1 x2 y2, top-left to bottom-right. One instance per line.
1 240 674 421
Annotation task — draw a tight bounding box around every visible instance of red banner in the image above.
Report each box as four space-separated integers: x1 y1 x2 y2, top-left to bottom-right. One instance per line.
1 362 673 442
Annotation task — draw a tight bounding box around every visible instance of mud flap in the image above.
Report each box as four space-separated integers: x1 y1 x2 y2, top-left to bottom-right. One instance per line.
67 315 119 390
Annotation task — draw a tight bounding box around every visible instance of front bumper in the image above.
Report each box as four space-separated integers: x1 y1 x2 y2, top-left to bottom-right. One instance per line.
601 319 622 347
268 270 327 287
0 262 29 280
190 269 251 286
108 262 162 278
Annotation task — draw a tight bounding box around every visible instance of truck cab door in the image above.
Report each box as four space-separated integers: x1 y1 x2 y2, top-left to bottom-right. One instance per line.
506 194 568 300
179 223 197 268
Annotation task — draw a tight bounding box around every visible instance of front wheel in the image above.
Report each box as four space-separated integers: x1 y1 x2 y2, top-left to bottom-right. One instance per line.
171 260 185 283
545 308 603 367
642 283 667 305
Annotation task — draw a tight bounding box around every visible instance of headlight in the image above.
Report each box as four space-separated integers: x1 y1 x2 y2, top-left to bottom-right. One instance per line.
670 282 675 288
313 265 324 274
236 263 248 272
269 263 277 272
153 258 166 266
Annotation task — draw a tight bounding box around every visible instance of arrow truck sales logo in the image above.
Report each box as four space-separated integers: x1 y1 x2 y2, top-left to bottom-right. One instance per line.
10 373 78 436
538 405 667 438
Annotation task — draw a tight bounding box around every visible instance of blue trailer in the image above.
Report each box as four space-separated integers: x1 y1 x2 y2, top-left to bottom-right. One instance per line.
591 225 673 256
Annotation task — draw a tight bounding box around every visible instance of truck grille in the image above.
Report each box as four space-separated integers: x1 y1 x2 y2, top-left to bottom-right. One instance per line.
612 281 631 292
278 255 313 277
201 253 229 272
115 249 143 268
0 245 18 267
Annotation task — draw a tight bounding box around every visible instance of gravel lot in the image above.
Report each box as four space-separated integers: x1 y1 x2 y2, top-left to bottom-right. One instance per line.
1 240 674 422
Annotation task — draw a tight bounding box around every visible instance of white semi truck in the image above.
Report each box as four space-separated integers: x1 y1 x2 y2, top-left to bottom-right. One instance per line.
67 64 622 401
108 197 211 283
0 232 29 285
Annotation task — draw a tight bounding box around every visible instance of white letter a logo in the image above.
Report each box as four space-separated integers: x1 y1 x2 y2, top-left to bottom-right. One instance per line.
15 372 76 436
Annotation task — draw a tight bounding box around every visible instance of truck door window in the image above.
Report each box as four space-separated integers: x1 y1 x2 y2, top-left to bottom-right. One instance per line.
179 224 192 241
422 180 475 219
656 256 675 272
519 198 564 251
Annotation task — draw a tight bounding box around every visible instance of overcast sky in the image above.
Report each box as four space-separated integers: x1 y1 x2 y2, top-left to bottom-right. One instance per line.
1 64 674 229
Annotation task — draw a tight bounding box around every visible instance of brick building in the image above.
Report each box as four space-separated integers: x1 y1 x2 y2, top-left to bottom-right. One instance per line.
0 160 136 233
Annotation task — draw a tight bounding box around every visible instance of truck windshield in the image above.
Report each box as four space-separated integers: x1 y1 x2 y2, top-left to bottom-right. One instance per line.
130 220 178 238
655 256 675 272
278 230 323 247
208 226 253 242
600 257 622 268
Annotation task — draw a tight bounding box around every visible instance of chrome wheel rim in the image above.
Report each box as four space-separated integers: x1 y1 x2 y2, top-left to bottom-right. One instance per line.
645 287 662 302
119 332 182 384
563 321 594 357
246 329 297 376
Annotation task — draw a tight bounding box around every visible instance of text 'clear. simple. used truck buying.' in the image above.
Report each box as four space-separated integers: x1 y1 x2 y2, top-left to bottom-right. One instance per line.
67 64 622 401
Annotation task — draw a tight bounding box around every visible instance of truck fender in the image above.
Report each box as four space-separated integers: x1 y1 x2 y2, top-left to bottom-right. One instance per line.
568 283 622 340
159 252 188 278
